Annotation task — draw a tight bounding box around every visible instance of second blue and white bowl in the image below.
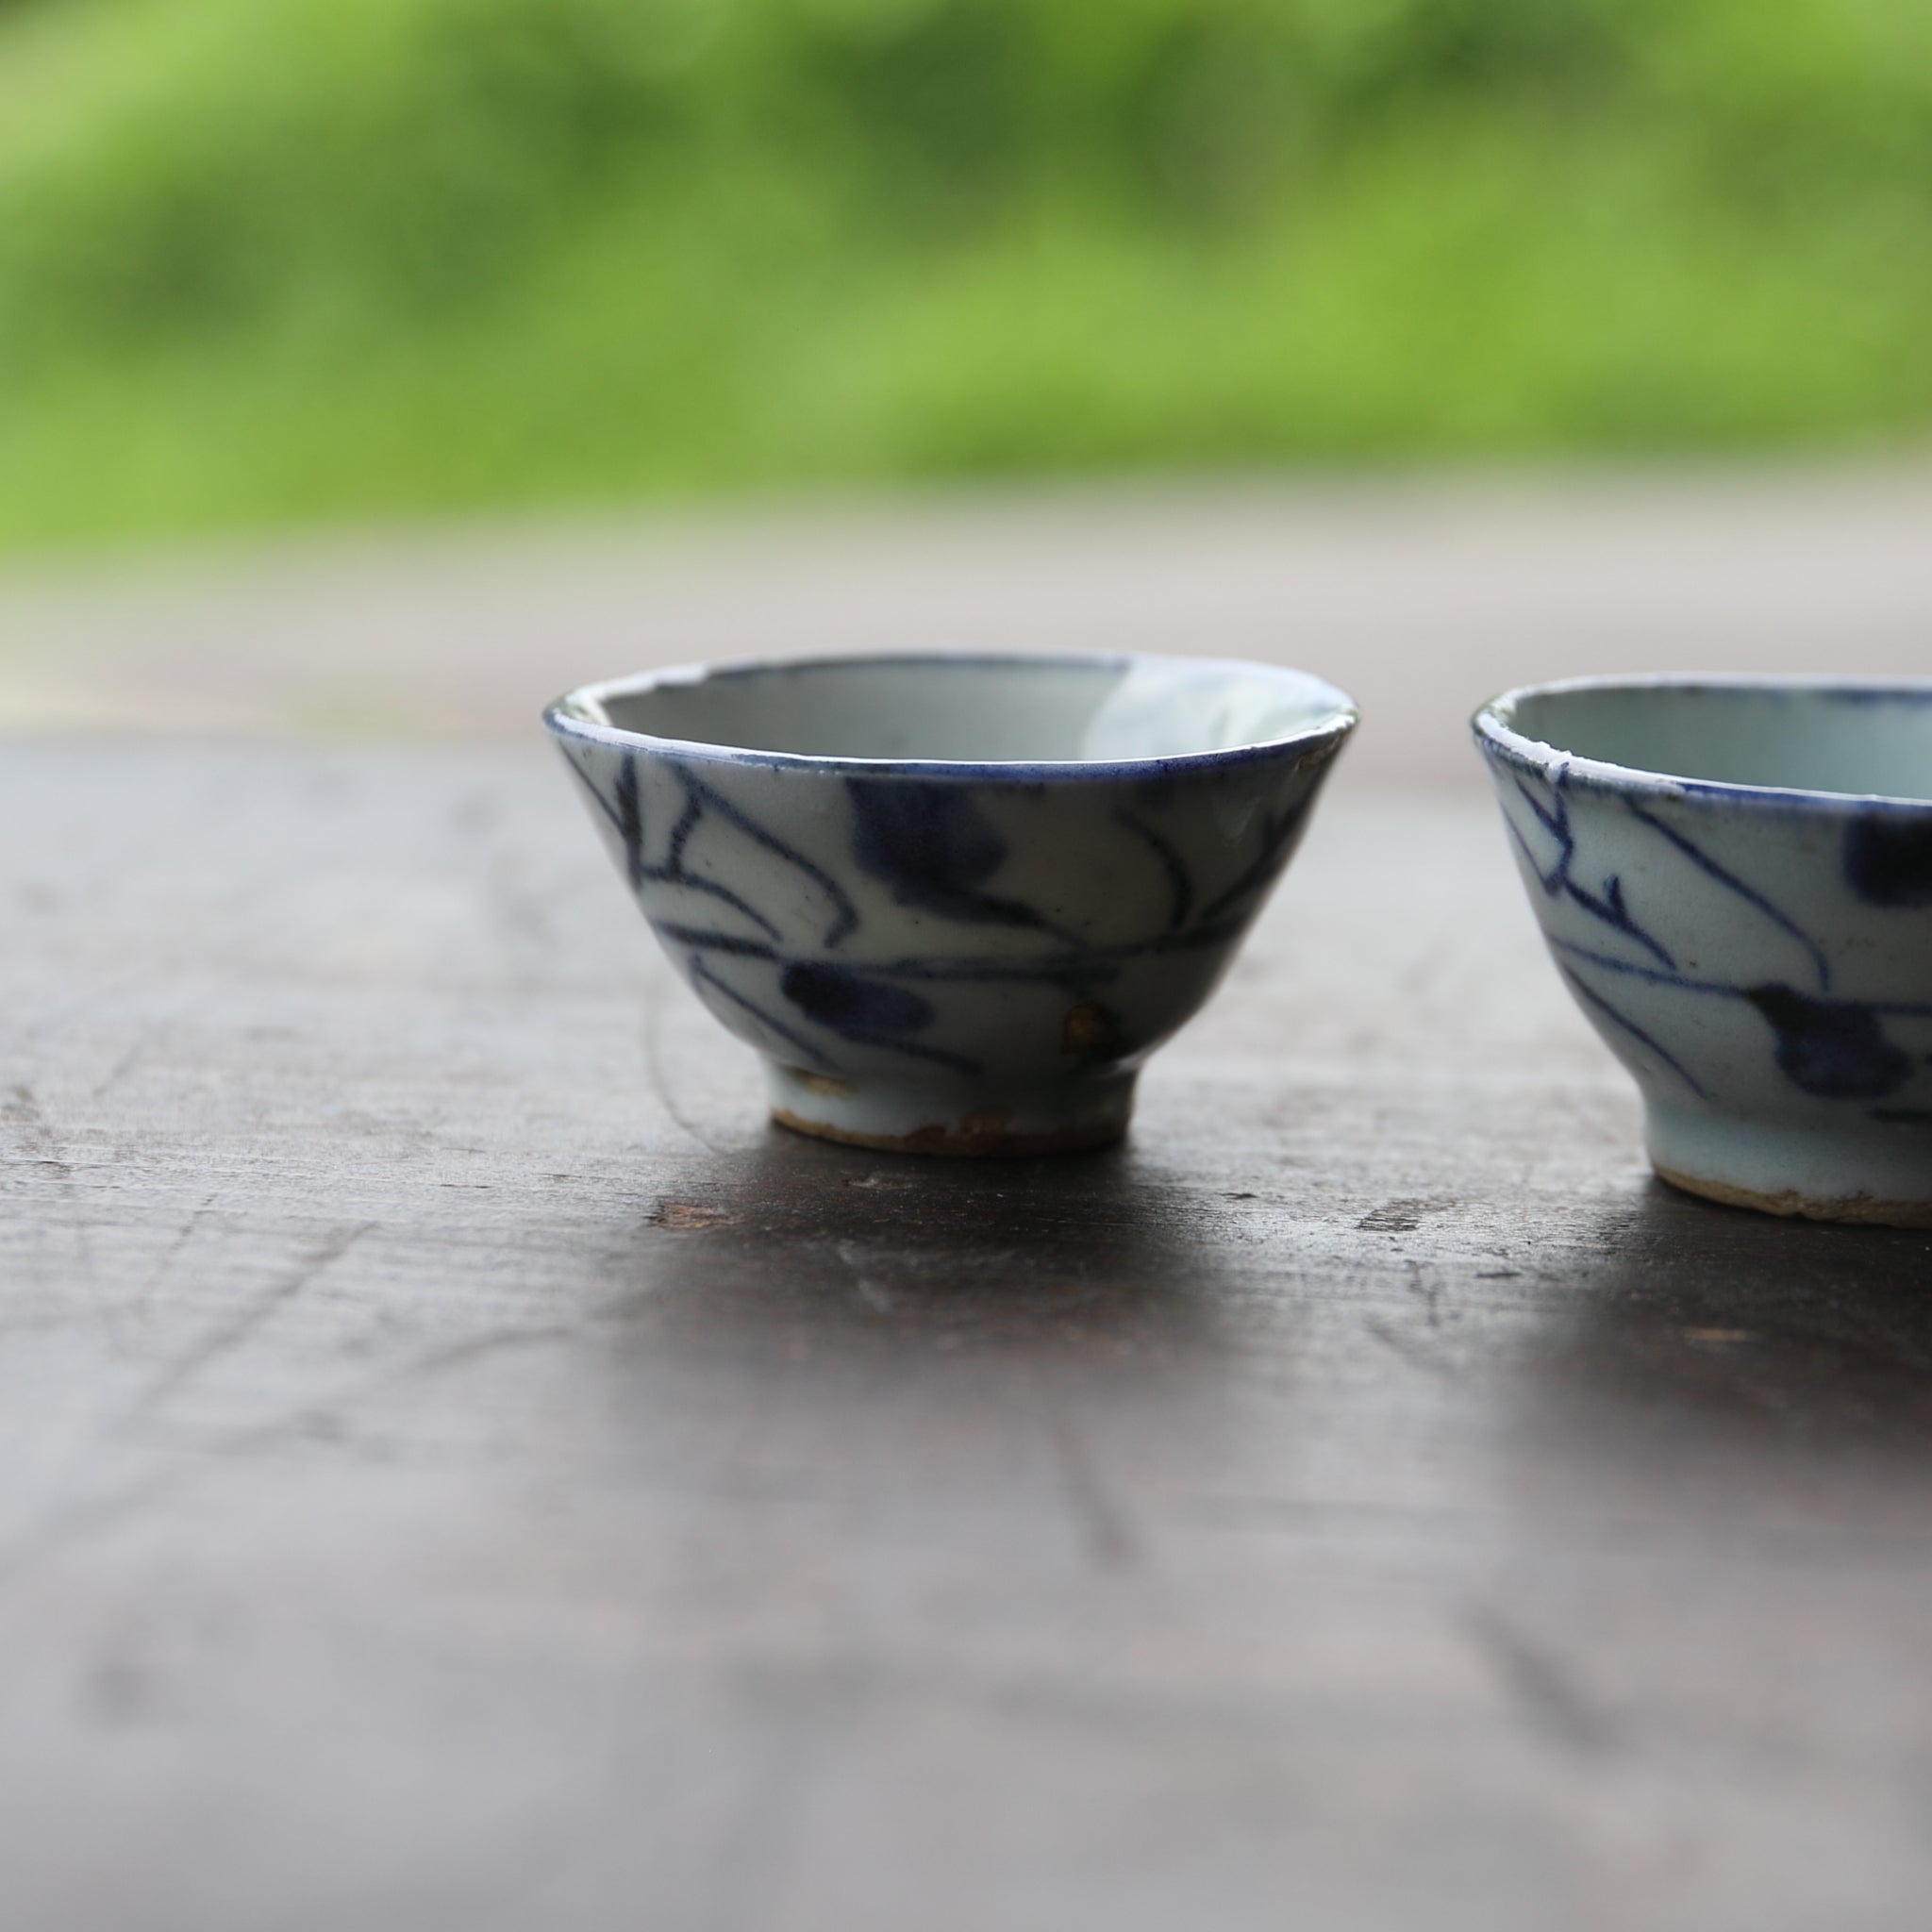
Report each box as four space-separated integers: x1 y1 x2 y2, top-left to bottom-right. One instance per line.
1475 676 1932 1224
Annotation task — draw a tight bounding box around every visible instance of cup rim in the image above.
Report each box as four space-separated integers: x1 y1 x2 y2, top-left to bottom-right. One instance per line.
545 648 1358 782
1473 673 1932 814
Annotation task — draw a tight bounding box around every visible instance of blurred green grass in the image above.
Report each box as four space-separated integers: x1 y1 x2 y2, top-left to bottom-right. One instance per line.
1 0 1930 550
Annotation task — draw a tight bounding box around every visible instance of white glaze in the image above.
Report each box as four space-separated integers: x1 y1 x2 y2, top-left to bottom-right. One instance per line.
550 652 1357 1154
1475 676 1932 1224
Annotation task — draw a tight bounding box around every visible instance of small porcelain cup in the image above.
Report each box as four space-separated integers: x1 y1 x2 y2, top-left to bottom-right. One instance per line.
547 651 1357 1154
1474 676 1932 1224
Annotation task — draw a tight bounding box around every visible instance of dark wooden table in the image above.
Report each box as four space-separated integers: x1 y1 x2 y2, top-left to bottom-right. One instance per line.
6 736 1931 1932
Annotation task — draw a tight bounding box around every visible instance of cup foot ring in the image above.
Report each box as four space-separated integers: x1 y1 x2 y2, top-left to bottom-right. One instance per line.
1652 1160 1932 1229
771 1106 1128 1158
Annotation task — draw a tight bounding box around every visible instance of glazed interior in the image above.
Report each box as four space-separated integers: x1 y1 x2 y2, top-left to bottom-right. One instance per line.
578 655 1353 764
1491 682 1932 803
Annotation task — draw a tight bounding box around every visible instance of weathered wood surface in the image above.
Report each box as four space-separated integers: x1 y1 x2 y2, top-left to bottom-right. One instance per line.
5 737 1931 1932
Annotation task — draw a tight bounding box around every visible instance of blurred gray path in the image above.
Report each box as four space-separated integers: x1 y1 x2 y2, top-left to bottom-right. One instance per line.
3 461 1927 786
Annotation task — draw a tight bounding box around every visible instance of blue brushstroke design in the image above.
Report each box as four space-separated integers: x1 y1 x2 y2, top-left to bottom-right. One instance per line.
1112 808 1192 931
651 924 777 959
1626 798 1831 992
845 779 1077 940
1489 732 1932 1119
668 941 990 1076
781 962 936 1036
645 917 1258 988
1505 771 1676 971
677 769 859 948
859 956 1117 989
566 742 1340 1085
614 755 646 891
653 923 1093 982
564 755 783 941
1196 795 1312 926
1844 815 1932 908
1544 940 1742 1000
688 959 836 1070
666 785 702 874
1743 985 1914 1100
863 920 1249 979
1546 939 1932 1018
777 963 982 1075
563 747 625 837
1549 950 1929 1107
1558 964 1710 1099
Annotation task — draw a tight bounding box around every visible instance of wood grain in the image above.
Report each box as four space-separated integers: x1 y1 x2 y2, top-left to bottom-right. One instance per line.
4 737 1930 1932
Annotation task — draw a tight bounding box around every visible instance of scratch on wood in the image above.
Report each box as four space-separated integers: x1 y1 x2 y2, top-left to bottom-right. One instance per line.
5 1080 108 1341
701 1662 871 1932
1465 1605 1620 1757
1048 1407 1139 1571
651 1201 734 1231
133 1197 218 1314
1407 1256 1442 1328
130 1221 375 1416
833 1239 894 1313
0 1320 580 1588
1363 1314 1457 1380
5 1081 69 1179
366 1322 579 1391
1358 1197 1450 1234
89 1033 152 1102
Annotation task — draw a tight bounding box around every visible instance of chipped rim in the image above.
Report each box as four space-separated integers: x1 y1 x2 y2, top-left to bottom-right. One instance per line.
1474 674 1932 816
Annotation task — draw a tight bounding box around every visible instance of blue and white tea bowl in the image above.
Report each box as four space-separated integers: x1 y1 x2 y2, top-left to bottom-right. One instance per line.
547 651 1357 1155
1475 676 1932 1225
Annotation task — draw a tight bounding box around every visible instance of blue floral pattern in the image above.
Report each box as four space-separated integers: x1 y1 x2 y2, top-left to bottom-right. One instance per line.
558 738 1337 1088
1484 750 1932 1127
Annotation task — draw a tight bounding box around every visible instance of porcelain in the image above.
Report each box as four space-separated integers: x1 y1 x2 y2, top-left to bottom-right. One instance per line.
1474 676 1932 1225
547 651 1357 1155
